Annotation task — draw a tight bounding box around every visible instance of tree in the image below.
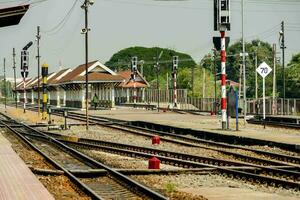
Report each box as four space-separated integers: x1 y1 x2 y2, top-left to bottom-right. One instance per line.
105 46 196 86
200 39 276 98
284 53 300 98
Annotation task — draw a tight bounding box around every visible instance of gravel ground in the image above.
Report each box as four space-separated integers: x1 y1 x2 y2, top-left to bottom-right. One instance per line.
131 173 300 199
51 126 243 163
38 175 91 200
0 129 54 170
78 148 181 170
0 128 92 200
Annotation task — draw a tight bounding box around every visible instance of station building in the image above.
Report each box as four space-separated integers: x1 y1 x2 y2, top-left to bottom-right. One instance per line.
15 60 149 109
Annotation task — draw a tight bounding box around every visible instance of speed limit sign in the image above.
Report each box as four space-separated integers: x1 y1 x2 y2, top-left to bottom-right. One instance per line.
256 62 272 128
256 62 272 78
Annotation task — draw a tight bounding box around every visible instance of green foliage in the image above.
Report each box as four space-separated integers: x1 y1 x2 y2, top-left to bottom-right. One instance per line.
105 46 196 85
164 181 177 193
0 80 13 98
285 53 300 98
201 39 277 98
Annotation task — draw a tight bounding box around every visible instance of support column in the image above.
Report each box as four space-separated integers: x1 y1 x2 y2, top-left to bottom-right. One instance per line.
17 92 20 102
82 87 86 109
57 89 60 107
63 89 66 106
142 88 145 102
31 90 34 104
126 88 130 103
48 92 51 105
220 31 227 130
111 86 115 108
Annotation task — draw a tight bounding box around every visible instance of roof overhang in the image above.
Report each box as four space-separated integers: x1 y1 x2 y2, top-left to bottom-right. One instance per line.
0 4 29 28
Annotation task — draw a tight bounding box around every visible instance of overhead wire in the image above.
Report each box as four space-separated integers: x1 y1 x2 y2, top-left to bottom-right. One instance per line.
41 0 79 35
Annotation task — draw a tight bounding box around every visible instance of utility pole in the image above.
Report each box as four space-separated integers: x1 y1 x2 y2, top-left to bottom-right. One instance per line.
36 26 41 116
191 66 194 96
279 21 286 115
202 67 206 98
238 62 242 99
13 48 17 108
242 0 247 124
81 0 94 130
255 52 258 100
272 44 276 115
213 49 217 114
155 51 163 112
3 58 6 111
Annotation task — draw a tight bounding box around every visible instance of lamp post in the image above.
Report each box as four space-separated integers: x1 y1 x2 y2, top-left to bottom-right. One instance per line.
81 0 94 130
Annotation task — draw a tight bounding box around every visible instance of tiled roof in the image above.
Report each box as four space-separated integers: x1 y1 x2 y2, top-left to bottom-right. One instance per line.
117 70 149 88
59 61 97 83
72 72 124 83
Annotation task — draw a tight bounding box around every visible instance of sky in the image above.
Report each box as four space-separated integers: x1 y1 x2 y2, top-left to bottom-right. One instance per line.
0 0 299 79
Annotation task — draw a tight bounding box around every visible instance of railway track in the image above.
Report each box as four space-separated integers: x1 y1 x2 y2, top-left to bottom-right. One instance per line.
39 131 300 183
4 106 300 189
0 112 167 200
57 111 300 166
247 118 300 129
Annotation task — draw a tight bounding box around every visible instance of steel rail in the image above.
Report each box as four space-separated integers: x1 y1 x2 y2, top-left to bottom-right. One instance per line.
0 112 168 200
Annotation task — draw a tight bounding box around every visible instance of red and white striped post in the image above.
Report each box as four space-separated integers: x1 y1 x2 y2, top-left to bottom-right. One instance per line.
172 56 178 108
220 31 227 129
173 73 177 107
131 57 138 105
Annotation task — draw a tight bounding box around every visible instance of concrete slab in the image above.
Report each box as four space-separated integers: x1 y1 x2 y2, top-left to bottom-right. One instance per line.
0 133 54 200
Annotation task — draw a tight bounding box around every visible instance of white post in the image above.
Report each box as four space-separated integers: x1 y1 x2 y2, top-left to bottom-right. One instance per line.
31 90 34 104
126 88 130 103
82 87 86 109
57 89 60 107
111 86 115 107
63 90 66 106
263 77 266 122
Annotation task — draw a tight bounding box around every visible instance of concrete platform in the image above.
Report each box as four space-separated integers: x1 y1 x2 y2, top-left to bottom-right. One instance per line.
83 108 300 146
0 133 54 200
181 187 299 200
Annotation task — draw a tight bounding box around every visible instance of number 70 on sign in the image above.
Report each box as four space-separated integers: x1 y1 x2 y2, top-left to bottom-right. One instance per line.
256 62 272 78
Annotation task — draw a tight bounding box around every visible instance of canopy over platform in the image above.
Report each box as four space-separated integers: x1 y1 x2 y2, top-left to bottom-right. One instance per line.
0 4 29 28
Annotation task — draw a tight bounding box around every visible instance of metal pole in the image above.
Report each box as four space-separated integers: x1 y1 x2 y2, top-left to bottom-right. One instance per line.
4 58 6 111
263 77 266 128
255 52 258 100
23 77 26 113
157 65 160 112
242 0 247 124
13 48 17 108
272 44 276 115
84 0 89 130
214 50 217 114
281 21 285 115
42 63 48 120
37 26 41 116
220 30 227 130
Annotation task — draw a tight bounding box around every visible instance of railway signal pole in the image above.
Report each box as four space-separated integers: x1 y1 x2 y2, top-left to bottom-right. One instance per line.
21 41 33 113
131 56 138 106
214 0 231 130
172 56 178 108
